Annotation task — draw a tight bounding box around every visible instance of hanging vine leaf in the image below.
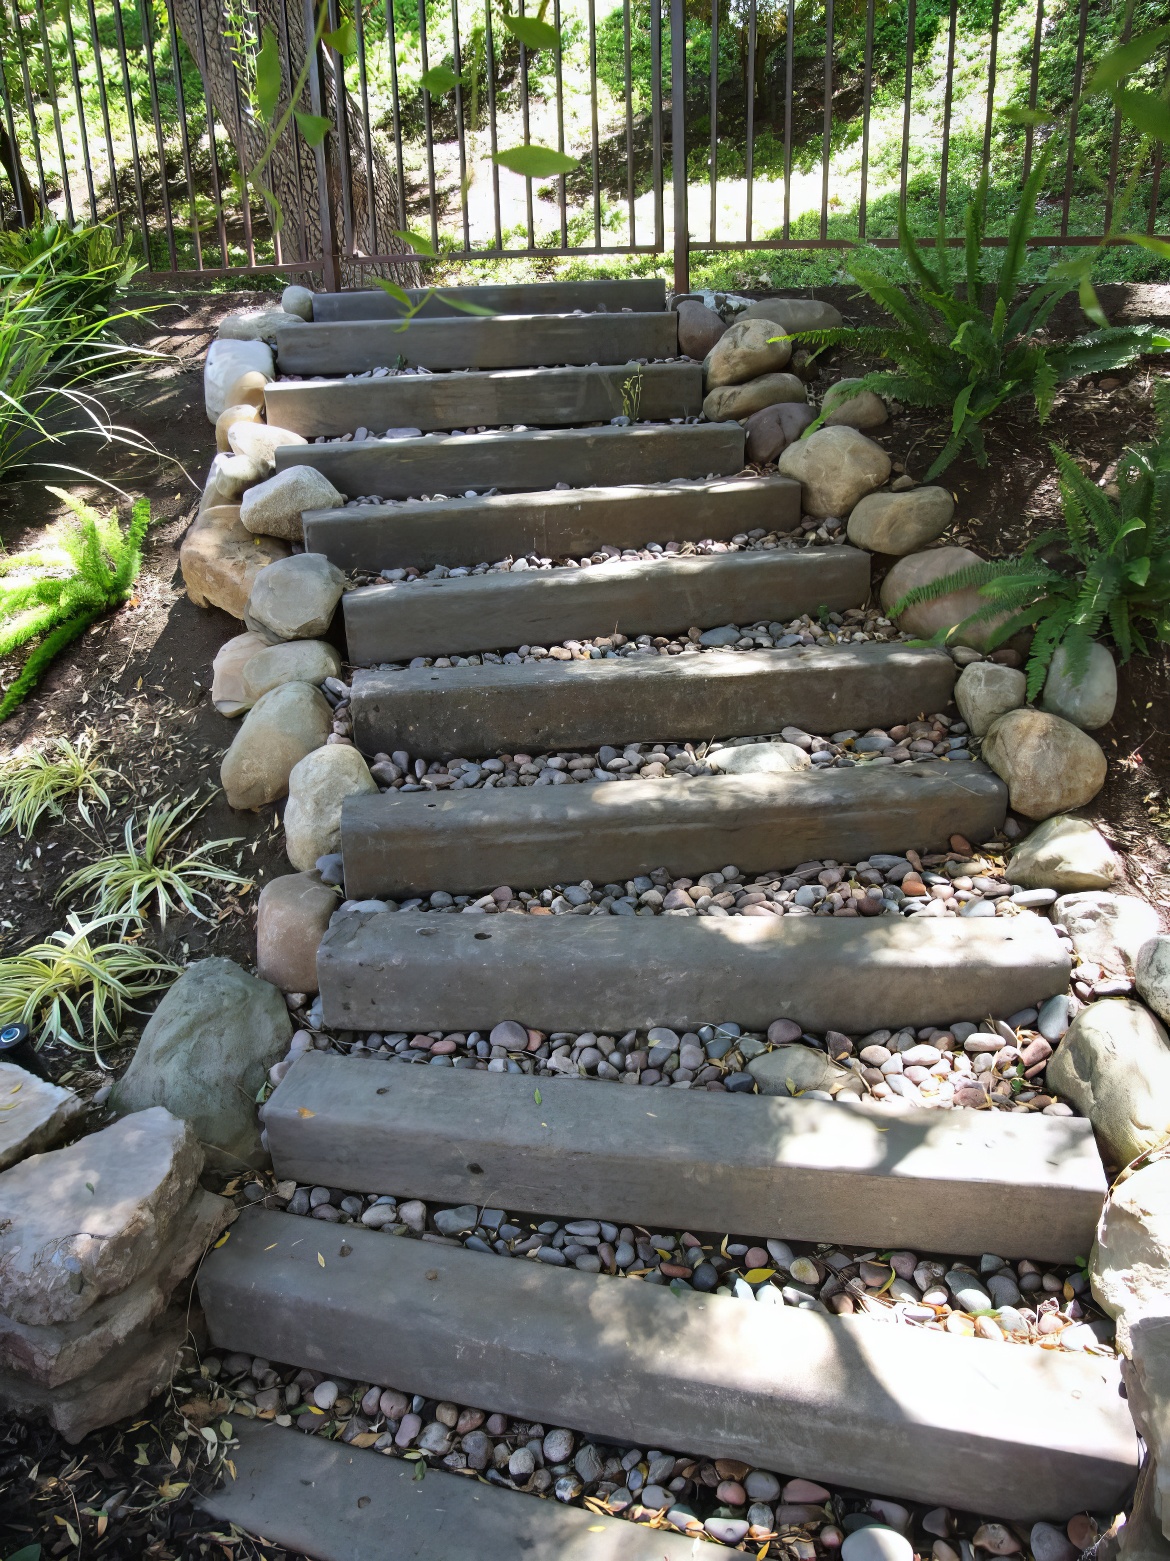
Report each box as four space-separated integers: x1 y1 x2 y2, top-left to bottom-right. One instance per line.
322 19 358 55
494 144 578 177
294 111 333 147
1085 24 1170 94
255 28 282 123
392 228 438 257
1112 90 1170 143
421 64 459 95
498 11 560 50
372 280 414 308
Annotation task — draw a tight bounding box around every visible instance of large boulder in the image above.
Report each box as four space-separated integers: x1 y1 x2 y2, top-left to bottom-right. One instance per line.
744 402 816 464
776 427 891 518
703 319 793 389
1006 816 1118 892
215 400 261 453
284 744 378 871
227 421 307 478
211 630 271 717
242 639 342 701
220 680 332 810
748 1045 862 1097
256 871 339 993
707 741 811 774
0 1108 201 1326
1137 937 1170 1028
822 378 888 431
675 299 727 359
219 306 304 341
702 373 806 423
223 369 268 412
954 661 1026 738
282 284 314 320
1122 1329 1170 1549
0 1061 83 1173
1040 641 1118 730
847 487 954 556
203 450 264 505
180 505 290 620
204 338 273 421
1053 891 1161 979
111 960 292 1169
982 709 1108 820
1092 1156 1170 1354
879 546 1008 649
241 464 346 542
1048 999 1170 1168
245 553 346 641
738 298 843 332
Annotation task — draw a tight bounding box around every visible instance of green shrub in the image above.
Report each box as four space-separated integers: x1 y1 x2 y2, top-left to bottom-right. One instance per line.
0 217 140 324
890 381 1170 697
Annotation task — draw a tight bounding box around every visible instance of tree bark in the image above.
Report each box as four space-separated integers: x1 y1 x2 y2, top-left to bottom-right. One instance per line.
170 0 419 286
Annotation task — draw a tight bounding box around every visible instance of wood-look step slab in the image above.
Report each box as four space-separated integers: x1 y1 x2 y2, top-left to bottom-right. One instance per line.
339 760 1006 899
342 547 868 664
265 362 702 436
303 476 801 573
310 277 668 322
198 1208 1137 1520
274 312 678 376
202 1421 728 1560
316 908 1070 1034
265 1052 1105 1261
349 643 957 759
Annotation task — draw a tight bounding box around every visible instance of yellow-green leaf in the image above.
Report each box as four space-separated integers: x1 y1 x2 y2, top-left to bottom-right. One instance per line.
1114 89 1170 143
421 65 459 96
494 144 577 179
498 11 560 50
1079 273 1108 329
393 227 437 258
743 1267 775 1283
255 27 282 122
1086 24 1170 94
323 20 357 55
295 111 332 147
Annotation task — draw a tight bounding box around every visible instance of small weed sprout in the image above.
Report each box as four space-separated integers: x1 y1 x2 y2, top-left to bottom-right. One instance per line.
621 367 644 422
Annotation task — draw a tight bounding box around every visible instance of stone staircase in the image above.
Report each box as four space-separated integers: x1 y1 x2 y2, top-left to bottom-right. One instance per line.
197 280 1139 1557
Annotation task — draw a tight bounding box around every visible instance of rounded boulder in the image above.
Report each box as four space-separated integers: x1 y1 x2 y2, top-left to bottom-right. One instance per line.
675 299 727 359
776 426 891 518
242 639 342 701
220 680 332 810
703 372 806 424
1006 815 1117 892
981 708 1107 820
880 546 1010 650
954 661 1026 738
744 402 816 464
284 744 379 872
847 486 954 556
823 378 888 431
704 318 793 389
1040 641 1118 730
245 553 346 641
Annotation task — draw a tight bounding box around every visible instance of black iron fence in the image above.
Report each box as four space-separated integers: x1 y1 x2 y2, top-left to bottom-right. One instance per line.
0 0 1165 291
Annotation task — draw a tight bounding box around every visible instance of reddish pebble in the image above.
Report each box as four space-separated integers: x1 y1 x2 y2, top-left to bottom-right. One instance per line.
782 1479 831 1503
486 1413 509 1435
822 1527 844 1549
526 1028 545 1050
1067 1516 1096 1549
829 1294 855 1314
767 1018 802 1045
950 833 973 853
430 1039 457 1054
744 1246 771 1269
901 874 927 897
455 1408 484 1434
717 1480 746 1506
660 1261 691 1279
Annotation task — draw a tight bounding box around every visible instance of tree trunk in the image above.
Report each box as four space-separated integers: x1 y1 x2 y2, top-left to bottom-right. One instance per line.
0 124 40 227
170 0 419 287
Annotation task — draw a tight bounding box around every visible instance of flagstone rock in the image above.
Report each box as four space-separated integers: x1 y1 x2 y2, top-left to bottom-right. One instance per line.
747 1044 861 1097
257 872 340 994
707 741 811 775
1092 1156 1170 1355
182 505 290 620
245 554 346 642
1048 1000 1170 1169
847 487 955 556
982 710 1108 820
220 681 332 809
0 1061 83 1174
776 427 891 518
0 1108 201 1326
1053 891 1161 979
1007 816 1118 893
111 960 291 1169
284 745 378 873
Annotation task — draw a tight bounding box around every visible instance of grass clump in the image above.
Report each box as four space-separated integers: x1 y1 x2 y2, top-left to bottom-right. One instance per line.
0 487 152 721
0 733 118 836
0 912 178 1059
58 794 249 929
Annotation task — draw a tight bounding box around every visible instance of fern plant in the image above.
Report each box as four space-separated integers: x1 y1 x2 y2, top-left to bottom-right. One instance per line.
891 381 1170 699
792 150 1168 478
0 488 152 721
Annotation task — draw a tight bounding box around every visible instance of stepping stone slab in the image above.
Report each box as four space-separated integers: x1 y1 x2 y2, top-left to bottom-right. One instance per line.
303 475 801 574
350 644 958 760
275 422 743 499
202 1419 726 1559
0 1060 83 1172
273 312 677 375
339 761 1007 900
199 1208 1138 1520
343 547 869 664
311 276 667 321
267 1052 1106 1260
0 1108 201 1327
316 906 1070 1034
265 362 703 437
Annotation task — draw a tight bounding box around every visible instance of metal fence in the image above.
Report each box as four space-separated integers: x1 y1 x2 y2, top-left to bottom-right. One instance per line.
0 0 1165 291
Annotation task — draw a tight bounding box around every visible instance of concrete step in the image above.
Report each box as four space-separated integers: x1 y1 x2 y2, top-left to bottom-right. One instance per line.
339 761 1007 899
310 277 668 322
265 362 702 437
275 422 743 501
198 1208 1138 1520
274 312 678 376
266 1052 1105 1261
349 643 958 759
303 476 801 574
316 907 1069 1034
342 548 869 665
202 1420 727 1560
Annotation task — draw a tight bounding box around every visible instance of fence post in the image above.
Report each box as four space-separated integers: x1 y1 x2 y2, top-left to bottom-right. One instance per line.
669 0 689 294
303 0 341 291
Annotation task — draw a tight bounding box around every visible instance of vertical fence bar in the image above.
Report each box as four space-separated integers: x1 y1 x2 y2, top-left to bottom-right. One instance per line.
623 0 636 246
980 0 1000 177
1148 146 1164 235
938 0 958 225
381 0 408 236
554 0 568 249
484 0 503 249
1059 0 1090 238
304 0 340 287
1103 9 1134 234
781 0 794 240
820 0 834 242
61 0 99 223
651 0 664 250
708 0 718 242
417 0 441 253
278 0 312 265
191 0 229 266
518 0 535 247
1021 0 1044 184
8 0 49 208
108 0 153 264
587 0 601 246
450 0 473 253
354 0 382 256
898 0 916 208
745 0 756 243
136 0 178 272
84 0 121 237
165 3 203 267
670 0 688 290
856 0 874 242
0 53 32 225
32 0 73 225
326 0 355 261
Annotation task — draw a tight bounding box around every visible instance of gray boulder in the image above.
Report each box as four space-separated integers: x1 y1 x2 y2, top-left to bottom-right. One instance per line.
220 680 332 809
707 741 811 775
879 546 1009 650
227 421 307 477
953 661 1026 738
703 373 806 423
744 402 816 464
704 319 793 389
218 307 304 342
282 284 314 320
1053 891 1161 979
675 299 727 359
1047 999 1170 1168
245 553 346 641
257 871 339 994
847 487 954 556
1006 816 1117 892
748 1044 862 1096
822 378 888 430
1040 641 1118 730
211 630 271 716
204 338 273 420
241 465 345 542
776 427 891 518
982 709 1107 820
738 297 843 332
111 959 292 1168
284 744 378 872
241 639 342 702
0 1060 83 1173
1137 936 1170 1027
1092 1155 1170 1354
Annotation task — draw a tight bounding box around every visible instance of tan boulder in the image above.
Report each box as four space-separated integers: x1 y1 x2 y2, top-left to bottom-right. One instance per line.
737 297 843 332
1092 1156 1170 1355
224 369 268 412
880 545 1009 649
823 378 888 430
256 871 340 993
982 708 1107 820
215 401 262 453
211 630 271 717
242 639 342 701
702 373 806 423
180 506 290 620
204 338 273 420
744 402 816 464
703 319 793 389
847 487 954 555
284 744 378 871
1006 816 1118 892
776 426 891 518
954 661 1026 738
1048 1000 1170 1170
220 681 332 809
228 421 307 477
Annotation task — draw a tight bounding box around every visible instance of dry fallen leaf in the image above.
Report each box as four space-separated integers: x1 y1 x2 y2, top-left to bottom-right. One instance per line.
297 1107 316 1118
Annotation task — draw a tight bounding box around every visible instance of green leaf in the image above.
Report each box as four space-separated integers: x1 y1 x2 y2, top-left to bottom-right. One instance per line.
533 1088 542 1104
1113 90 1170 142
420 64 459 95
323 19 357 55
999 106 1056 126
413 1458 426 1481
443 297 498 316
1086 24 1170 94
498 11 561 49
255 27 282 123
494 144 578 178
1122 233 1170 260
7 1548 42 1561
372 279 413 308
393 228 437 257
294 111 332 147
1079 273 1108 329
1129 557 1152 586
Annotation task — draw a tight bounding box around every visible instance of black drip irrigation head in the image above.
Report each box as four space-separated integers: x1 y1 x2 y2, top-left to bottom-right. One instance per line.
0 1022 48 1079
